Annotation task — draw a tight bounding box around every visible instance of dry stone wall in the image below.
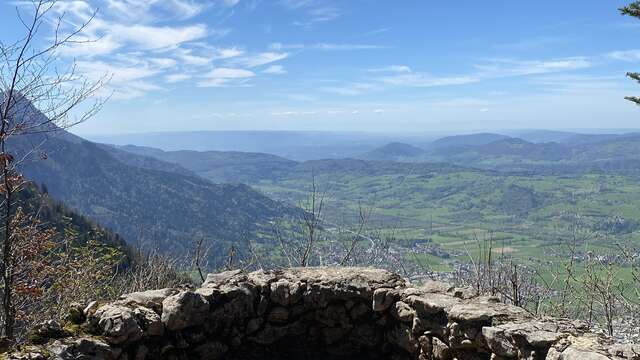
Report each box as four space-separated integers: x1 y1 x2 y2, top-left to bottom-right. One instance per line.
5 267 640 359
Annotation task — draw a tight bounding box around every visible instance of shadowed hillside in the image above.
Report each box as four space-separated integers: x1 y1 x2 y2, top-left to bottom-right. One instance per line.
8 122 299 265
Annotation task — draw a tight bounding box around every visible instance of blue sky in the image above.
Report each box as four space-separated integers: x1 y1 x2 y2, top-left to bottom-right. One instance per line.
3 0 640 134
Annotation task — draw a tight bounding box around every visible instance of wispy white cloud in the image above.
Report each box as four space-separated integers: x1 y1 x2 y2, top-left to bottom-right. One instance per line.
322 82 380 96
197 67 255 87
368 65 412 73
59 14 212 95
76 59 163 99
266 43 300 50
358 27 391 38
277 0 342 28
27 0 280 97
221 0 241 7
271 111 301 116
214 47 245 59
377 72 480 87
149 58 178 68
105 0 207 21
206 68 255 78
165 73 192 83
174 47 213 66
495 36 567 51
277 0 316 10
270 43 385 51
368 57 592 90
174 45 244 65
44 2 211 56
107 23 208 51
528 74 627 93
315 43 385 50
46 0 96 20
293 6 341 27
77 60 157 83
263 65 287 74
607 49 640 62
197 78 237 87
322 57 595 97
57 34 122 57
236 52 289 67
239 107 381 118
473 57 593 77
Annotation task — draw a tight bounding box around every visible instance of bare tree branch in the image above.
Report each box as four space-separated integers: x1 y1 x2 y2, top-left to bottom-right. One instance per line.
0 0 107 340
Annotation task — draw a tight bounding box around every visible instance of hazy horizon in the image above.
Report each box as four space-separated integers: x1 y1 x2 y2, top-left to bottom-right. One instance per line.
77 127 640 137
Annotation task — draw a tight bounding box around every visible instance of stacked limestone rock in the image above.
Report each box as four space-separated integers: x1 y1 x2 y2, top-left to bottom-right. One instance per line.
5 267 640 359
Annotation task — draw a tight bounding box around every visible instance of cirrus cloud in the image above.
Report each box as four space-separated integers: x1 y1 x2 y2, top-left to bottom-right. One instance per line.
263 65 287 74
197 67 256 87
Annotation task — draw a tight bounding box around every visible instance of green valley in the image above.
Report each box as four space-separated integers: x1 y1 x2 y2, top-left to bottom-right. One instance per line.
121 142 640 271
256 162 640 266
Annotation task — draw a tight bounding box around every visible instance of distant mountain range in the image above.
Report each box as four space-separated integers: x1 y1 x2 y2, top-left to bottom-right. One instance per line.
87 131 422 162
104 130 640 188
358 132 640 173
86 129 640 163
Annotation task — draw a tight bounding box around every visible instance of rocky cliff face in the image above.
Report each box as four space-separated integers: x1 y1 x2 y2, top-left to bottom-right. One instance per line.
5 267 639 359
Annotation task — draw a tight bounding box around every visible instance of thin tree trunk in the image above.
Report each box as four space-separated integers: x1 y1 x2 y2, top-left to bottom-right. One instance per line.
0 113 14 340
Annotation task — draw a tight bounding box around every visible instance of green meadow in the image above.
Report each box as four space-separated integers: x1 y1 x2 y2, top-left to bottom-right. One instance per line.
255 168 640 270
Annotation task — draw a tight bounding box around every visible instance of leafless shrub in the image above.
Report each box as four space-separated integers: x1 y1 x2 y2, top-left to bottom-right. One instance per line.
340 203 373 266
110 248 193 296
299 175 326 267
450 217 639 337
454 232 544 314
271 174 329 267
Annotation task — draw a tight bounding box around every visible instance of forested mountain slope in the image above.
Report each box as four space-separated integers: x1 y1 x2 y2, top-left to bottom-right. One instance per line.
11 130 298 264
19 185 128 252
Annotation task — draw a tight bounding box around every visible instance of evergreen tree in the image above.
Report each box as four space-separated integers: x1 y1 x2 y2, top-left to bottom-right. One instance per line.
621 2 640 104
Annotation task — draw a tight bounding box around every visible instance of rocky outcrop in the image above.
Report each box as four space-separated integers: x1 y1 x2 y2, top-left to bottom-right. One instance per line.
5 267 640 359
